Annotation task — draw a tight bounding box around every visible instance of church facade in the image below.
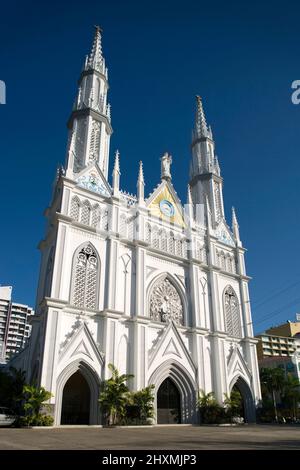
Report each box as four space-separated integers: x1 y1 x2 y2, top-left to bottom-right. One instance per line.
17 28 261 425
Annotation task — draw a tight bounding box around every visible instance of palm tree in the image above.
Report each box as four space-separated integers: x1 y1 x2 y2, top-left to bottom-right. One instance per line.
260 367 285 422
22 384 52 425
197 390 225 424
99 364 134 425
282 373 300 420
130 385 155 423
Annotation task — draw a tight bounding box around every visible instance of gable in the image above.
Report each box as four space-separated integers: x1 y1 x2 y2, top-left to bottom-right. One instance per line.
214 220 235 247
147 181 185 228
58 321 104 374
75 162 111 197
148 321 196 379
227 345 252 384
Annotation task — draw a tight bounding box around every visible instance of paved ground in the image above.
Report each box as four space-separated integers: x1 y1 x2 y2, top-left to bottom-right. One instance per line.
0 424 300 450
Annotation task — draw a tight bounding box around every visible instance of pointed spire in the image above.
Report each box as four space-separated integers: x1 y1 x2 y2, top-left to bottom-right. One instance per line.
232 207 241 243
137 161 145 204
112 150 120 196
138 160 145 185
186 184 194 226
195 95 209 138
205 194 212 232
87 26 103 72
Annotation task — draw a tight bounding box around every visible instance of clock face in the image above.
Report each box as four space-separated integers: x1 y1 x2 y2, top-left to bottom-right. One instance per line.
159 199 175 217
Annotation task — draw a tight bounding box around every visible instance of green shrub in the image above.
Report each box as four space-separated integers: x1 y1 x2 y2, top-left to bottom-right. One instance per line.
197 390 227 424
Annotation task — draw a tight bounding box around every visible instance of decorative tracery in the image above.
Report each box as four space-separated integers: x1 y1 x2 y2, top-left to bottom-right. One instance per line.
70 196 80 221
224 286 241 338
149 277 183 326
89 120 101 161
72 244 99 309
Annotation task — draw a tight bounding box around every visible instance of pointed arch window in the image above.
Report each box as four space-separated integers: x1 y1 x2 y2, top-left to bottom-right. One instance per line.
120 214 127 238
91 204 101 228
81 201 91 225
43 246 54 298
72 244 99 309
169 233 175 254
70 196 81 221
224 286 241 338
175 238 182 257
101 209 109 231
89 120 101 161
145 223 152 244
161 230 167 251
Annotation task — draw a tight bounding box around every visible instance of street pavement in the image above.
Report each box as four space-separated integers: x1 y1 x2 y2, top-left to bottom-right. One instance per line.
0 424 300 450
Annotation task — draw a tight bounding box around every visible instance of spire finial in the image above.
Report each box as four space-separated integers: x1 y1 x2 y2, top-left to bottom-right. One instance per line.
185 184 194 226
137 161 145 204
195 95 209 138
232 206 241 243
87 25 103 72
187 184 193 205
113 149 120 173
138 160 145 185
112 150 120 196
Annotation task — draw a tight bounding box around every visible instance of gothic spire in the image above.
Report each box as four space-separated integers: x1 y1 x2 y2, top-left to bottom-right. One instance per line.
195 95 209 138
137 161 145 204
186 184 194 225
112 150 120 196
65 27 112 179
232 207 241 243
87 25 104 72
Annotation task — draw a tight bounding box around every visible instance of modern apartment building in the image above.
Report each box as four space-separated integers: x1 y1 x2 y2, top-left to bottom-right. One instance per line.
0 286 33 362
256 318 300 381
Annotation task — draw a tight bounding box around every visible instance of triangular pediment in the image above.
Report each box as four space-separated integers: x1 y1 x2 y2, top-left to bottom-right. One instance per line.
227 345 252 383
71 340 92 359
75 162 111 197
146 180 185 228
148 321 196 376
214 219 235 247
163 338 181 357
59 321 104 367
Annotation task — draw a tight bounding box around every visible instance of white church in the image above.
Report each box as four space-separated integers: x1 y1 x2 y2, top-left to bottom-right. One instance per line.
13 27 261 425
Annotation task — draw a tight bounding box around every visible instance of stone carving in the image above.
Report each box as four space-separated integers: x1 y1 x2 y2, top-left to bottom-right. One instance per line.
76 173 110 197
161 152 172 180
150 277 183 325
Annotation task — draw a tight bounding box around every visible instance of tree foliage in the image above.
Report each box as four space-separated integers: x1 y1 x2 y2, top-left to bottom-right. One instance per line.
259 367 300 422
127 385 155 424
98 364 134 425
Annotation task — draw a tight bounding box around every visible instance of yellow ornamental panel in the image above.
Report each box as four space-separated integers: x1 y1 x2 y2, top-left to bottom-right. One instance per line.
148 186 185 227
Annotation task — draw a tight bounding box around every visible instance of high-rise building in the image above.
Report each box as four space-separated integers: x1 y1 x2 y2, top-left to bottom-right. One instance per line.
256 317 300 381
0 286 33 362
12 27 261 425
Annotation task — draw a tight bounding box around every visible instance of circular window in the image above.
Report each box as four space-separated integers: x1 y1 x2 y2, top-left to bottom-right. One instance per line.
159 199 175 217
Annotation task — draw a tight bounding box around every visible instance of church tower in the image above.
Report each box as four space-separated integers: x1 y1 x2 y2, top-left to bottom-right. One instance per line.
66 26 112 178
189 96 224 225
13 28 261 426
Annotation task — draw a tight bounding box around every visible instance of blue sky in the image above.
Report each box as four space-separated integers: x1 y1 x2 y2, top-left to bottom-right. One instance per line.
0 0 299 333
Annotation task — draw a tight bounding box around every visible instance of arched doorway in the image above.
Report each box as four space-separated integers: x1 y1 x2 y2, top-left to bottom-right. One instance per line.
61 371 90 424
229 385 245 420
230 377 256 423
157 378 181 424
